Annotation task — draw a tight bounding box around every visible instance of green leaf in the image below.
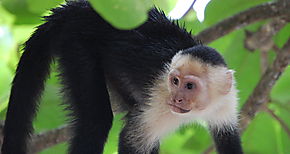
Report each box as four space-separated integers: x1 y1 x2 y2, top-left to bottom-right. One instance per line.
271 67 290 102
182 126 211 153
1 0 41 24
41 142 67 154
33 77 66 131
269 104 290 154
0 5 15 25
27 0 64 15
104 114 124 154
274 23 290 48
161 126 195 154
88 0 153 29
153 0 178 14
204 0 270 26
243 112 289 154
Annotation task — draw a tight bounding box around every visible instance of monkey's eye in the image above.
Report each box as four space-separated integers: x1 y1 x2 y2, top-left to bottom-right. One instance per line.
186 83 194 90
172 77 179 85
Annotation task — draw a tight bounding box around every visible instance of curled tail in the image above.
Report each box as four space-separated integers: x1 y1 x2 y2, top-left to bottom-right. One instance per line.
1 23 55 154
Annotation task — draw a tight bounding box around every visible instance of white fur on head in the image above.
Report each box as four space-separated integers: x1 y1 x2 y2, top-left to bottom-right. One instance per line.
127 52 239 153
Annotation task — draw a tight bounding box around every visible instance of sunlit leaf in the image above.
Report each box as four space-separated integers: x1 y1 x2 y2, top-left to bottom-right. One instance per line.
153 0 178 13
88 0 153 29
104 114 124 154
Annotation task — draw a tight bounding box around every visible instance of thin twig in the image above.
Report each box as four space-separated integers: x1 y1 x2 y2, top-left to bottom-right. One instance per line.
272 101 290 113
263 106 290 138
203 145 214 154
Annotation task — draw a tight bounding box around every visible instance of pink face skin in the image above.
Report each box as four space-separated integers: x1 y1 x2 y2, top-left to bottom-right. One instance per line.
167 69 209 114
167 68 233 114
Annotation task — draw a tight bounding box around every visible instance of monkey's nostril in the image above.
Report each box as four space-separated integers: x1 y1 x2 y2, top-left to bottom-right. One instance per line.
174 99 183 103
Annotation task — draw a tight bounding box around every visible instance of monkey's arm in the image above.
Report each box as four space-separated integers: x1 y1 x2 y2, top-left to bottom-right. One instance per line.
206 102 243 154
211 127 243 154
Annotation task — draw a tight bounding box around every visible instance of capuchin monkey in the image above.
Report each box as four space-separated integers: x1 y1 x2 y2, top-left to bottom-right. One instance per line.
1 1 243 154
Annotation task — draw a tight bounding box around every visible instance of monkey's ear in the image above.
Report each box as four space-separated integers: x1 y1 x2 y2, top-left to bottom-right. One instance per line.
220 70 234 95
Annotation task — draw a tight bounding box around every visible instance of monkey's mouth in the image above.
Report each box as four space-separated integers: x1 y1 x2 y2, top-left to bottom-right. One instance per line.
168 104 191 113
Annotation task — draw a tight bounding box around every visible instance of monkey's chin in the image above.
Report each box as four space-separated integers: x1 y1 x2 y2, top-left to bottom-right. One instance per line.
168 104 191 114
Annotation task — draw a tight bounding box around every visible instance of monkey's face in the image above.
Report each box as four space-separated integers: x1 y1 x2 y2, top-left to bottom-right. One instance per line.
167 68 207 113
167 53 233 114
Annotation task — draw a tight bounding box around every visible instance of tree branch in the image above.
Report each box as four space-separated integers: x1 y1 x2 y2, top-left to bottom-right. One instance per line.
28 125 71 154
244 17 288 73
197 0 290 44
0 122 71 154
240 38 290 131
244 17 288 52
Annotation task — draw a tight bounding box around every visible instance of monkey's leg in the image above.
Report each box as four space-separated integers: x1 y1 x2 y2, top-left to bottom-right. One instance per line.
118 111 160 154
59 45 113 154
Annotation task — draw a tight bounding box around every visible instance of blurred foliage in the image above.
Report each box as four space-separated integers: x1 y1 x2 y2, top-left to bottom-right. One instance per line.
88 0 152 29
0 0 289 154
